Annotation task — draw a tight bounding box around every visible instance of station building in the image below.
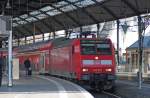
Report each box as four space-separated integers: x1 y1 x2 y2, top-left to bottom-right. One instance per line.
126 36 150 75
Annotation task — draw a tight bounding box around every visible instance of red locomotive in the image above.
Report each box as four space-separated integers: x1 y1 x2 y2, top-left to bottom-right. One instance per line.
50 37 116 91
1 35 116 91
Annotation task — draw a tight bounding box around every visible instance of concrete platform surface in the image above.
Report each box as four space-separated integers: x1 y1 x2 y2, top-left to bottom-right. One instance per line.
0 75 94 98
115 80 150 98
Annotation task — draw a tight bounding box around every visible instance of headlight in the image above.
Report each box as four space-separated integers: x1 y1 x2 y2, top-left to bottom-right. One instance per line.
95 56 99 60
82 68 88 72
105 68 112 72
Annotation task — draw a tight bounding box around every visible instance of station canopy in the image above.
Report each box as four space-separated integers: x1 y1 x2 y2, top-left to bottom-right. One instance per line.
0 0 150 38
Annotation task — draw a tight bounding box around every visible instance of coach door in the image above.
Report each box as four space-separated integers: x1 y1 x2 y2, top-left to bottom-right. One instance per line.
39 53 45 73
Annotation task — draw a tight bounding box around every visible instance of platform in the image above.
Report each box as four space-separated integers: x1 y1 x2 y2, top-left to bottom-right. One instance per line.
115 80 150 98
0 75 94 98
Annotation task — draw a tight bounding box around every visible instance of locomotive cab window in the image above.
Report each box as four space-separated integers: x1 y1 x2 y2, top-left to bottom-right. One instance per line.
97 44 111 55
81 44 96 54
80 40 112 55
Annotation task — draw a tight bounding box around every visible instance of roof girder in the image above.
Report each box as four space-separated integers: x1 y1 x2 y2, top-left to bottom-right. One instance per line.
92 0 118 20
22 4 67 30
120 0 140 15
38 9 67 30
14 21 31 37
31 0 82 27
64 0 100 24
91 0 118 19
28 14 55 32
13 3 55 32
18 17 43 35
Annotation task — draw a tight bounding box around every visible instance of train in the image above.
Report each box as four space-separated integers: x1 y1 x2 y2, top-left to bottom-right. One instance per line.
1 36 116 91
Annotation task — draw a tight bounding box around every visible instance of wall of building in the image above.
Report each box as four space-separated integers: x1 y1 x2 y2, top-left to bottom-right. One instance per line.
126 49 150 74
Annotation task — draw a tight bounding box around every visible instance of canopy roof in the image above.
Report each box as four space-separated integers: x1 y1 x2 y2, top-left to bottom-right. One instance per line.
127 36 150 50
1 0 150 38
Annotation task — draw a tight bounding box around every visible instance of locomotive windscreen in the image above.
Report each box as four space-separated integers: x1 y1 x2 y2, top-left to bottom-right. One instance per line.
80 40 112 55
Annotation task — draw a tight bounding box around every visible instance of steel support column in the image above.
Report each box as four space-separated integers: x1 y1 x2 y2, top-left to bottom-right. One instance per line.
33 34 35 43
97 24 100 38
49 32 51 40
65 30 68 38
0 41 2 48
17 38 20 46
8 17 13 87
68 30 72 38
8 30 13 87
53 32 56 39
80 27 83 38
42 33 44 41
138 16 143 89
117 20 120 66
25 36 27 45
80 27 83 32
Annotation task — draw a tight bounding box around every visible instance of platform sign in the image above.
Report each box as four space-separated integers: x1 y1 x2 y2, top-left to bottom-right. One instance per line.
0 18 7 36
0 16 12 37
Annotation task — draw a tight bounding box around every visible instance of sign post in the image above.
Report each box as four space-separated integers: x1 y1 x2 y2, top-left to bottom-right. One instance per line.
8 24 12 87
0 16 12 87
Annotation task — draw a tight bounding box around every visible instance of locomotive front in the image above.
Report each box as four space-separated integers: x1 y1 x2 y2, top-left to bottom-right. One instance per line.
79 38 116 91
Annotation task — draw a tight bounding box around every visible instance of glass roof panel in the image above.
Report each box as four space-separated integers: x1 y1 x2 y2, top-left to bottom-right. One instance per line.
26 17 37 22
20 14 28 19
36 14 47 19
30 10 41 15
75 0 95 7
46 10 61 16
17 20 27 24
40 6 54 12
60 5 77 12
13 17 20 21
54 1 68 7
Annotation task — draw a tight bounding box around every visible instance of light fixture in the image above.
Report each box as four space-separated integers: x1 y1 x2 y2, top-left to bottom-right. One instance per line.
6 0 11 9
82 68 88 72
106 68 112 72
95 56 99 60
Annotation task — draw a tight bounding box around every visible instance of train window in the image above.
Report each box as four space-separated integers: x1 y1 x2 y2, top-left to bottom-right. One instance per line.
80 40 112 55
81 43 111 55
97 44 111 55
81 44 96 54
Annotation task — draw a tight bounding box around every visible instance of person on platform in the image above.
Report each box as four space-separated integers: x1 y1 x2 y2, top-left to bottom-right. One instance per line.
24 58 31 76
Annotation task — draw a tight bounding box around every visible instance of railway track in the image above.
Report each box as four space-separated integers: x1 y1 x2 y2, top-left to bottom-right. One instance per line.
42 75 121 98
102 91 122 98
85 86 122 98
89 89 122 98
